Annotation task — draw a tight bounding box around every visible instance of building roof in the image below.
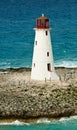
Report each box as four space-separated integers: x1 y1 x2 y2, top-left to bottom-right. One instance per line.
37 14 48 20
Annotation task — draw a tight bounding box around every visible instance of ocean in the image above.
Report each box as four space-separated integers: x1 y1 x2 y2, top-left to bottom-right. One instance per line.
0 116 77 130
0 0 77 68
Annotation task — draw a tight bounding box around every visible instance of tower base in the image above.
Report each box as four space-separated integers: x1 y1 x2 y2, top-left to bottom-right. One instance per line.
31 71 59 81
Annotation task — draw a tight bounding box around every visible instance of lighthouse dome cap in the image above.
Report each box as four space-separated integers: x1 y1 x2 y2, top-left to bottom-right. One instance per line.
37 14 49 20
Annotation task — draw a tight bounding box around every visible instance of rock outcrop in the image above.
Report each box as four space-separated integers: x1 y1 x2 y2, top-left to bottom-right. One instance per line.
0 67 77 119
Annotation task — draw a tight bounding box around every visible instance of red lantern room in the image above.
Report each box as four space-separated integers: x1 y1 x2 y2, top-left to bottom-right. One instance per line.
36 14 50 29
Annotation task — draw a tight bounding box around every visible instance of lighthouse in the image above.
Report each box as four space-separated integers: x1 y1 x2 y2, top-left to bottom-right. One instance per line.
31 14 59 81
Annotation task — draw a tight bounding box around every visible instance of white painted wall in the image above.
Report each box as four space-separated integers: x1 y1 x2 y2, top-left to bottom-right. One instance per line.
31 28 59 80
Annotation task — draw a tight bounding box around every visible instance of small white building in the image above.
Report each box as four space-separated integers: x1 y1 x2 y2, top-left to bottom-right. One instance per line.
31 14 59 81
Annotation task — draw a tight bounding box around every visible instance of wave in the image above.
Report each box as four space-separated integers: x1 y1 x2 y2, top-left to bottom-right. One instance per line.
0 119 51 126
37 118 51 124
0 120 29 126
0 62 11 69
0 116 77 126
59 116 77 122
0 61 31 69
36 116 77 124
0 60 77 69
55 60 77 68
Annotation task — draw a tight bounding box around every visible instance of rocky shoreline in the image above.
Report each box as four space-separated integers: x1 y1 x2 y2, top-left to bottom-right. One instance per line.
0 67 77 119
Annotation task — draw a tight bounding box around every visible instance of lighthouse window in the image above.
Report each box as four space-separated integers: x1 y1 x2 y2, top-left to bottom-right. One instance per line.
34 63 35 67
46 31 48 36
37 20 40 26
41 20 45 26
35 41 37 45
47 52 49 56
47 63 51 71
46 21 49 27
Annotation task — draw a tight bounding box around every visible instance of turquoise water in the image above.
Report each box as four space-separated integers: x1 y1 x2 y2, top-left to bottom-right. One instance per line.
0 0 77 68
0 117 77 130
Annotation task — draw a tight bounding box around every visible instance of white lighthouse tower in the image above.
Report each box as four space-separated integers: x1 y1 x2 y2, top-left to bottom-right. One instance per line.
31 14 59 81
